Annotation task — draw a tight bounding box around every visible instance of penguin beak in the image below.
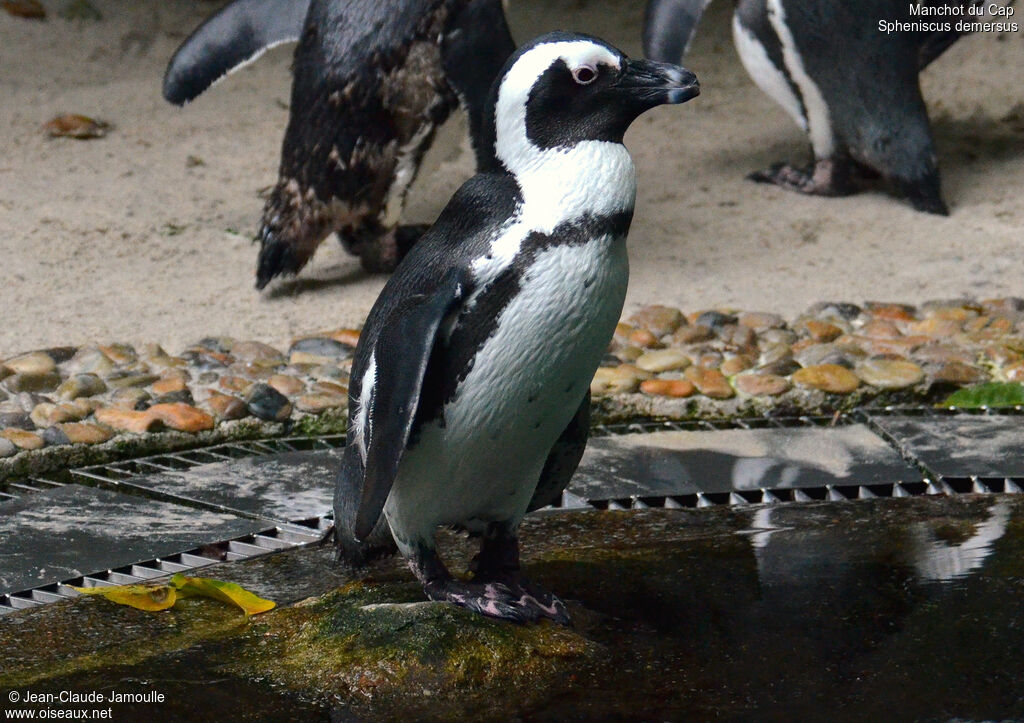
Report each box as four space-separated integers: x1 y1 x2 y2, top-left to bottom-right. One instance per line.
617 58 700 106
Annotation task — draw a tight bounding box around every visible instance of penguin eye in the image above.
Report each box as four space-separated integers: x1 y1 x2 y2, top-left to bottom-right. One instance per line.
572 65 597 85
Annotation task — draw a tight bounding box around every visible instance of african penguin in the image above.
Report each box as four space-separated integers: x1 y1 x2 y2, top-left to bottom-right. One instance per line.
164 0 515 288
644 0 1011 214
333 32 699 624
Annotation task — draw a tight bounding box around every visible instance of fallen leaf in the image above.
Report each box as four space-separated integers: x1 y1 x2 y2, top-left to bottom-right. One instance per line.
171 574 276 615
942 382 1024 409
71 583 177 612
44 114 110 139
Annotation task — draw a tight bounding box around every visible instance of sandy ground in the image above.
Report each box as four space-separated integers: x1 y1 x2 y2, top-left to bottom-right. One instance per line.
1 0 1022 357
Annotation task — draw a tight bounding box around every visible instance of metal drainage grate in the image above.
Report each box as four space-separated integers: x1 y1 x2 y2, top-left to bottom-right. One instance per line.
0 518 330 616
592 414 848 438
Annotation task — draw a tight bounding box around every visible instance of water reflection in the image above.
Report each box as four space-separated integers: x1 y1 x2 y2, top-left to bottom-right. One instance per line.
911 499 1012 583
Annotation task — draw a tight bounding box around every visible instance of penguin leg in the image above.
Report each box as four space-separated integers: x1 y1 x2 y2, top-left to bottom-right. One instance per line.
469 522 571 625
747 157 858 197
409 536 569 625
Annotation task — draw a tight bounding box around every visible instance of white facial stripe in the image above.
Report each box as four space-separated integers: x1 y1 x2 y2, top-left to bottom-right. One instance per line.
353 351 376 461
766 0 834 157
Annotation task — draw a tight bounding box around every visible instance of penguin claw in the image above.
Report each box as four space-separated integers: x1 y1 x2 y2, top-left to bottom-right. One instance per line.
748 159 854 197
423 578 571 625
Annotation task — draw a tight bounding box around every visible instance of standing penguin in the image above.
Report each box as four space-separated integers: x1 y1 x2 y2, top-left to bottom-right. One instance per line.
333 32 699 623
164 0 515 287
644 0 1003 214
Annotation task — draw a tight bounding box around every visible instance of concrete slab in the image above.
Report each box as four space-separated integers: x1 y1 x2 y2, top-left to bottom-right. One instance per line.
0 485 268 593
869 414 1024 479
573 424 921 500
106 448 342 523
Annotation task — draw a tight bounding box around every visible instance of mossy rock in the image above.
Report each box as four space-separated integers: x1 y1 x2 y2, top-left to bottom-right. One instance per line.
230 581 602 716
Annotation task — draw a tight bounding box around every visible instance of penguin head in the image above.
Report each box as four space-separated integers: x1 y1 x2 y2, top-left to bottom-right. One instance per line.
487 32 699 173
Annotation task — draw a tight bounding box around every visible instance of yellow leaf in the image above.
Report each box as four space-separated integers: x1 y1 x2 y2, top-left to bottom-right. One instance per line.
169 574 276 615
71 583 177 612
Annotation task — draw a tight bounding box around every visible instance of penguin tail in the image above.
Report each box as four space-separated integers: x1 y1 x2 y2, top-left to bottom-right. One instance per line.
333 445 397 569
163 0 311 105
897 172 949 216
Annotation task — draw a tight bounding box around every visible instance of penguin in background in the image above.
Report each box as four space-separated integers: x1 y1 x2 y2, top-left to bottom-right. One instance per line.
333 32 699 623
163 0 515 288
643 0 1008 214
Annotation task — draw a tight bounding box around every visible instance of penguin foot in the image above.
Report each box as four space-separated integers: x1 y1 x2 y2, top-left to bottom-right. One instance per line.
423 578 571 625
358 224 430 274
748 159 855 197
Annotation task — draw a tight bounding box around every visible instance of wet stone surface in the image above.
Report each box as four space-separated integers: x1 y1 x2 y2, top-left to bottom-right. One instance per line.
2 498 1023 720
0 485 267 592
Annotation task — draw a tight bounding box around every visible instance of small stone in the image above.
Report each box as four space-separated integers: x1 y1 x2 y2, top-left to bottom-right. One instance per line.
232 341 287 366
4 372 61 393
269 374 305 397
312 381 348 396
197 371 218 385
686 348 723 369
628 305 684 337
204 392 249 421
43 347 78 364
694 311 739 330
4 351 57 376
720 354 754 376
735 373 791 397
614 346 643 363
859 320 902 339
0 365 10 382
150 389 195 406
110 387 152 410
738 312 785 331
3 0 46 19
717 324 757 351
591 365 644 395
295 393 347 413
982 297 1024 314
0 411 35 430
758 358 801 377
219 375 252 394
922 305 976 323
805 302 862 322
635 349 691 373
801 319 843 343
854 359 925 390
759 343 794 366
289 351 338 366
684 367 735 399
322 328 361 347
94 407 160 434
795 343 854 369
195 337 237 354
105 372 160 390
792 364 860 394
246 383 293 421
148 403 215 433
913 345 975 365
865 302 916 321
309 365 349 383
289 337 353 362
0 438 16 457
56 373 107 400
41 426 71 446
639 379 696 398
758 328 798 347
928 362 986 386
627 328 662 349
984 344 1022 366
907 318 963 337
151 377 187 396
227 361 275 380
98 343 137 365
1 428 45 450
181 349 231 370
64 347 115 377
30 402 89 428
672 325 714 344
56 422 113 444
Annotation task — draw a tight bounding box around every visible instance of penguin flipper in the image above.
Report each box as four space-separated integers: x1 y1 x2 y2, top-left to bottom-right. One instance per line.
163 0 311 104
354 268 471 540
643 0 713 63
527 391 590 512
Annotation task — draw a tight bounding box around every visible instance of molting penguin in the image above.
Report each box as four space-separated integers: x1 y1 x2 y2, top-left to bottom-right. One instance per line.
333 32 699 623
163 0 515 288
644 0 1008 214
